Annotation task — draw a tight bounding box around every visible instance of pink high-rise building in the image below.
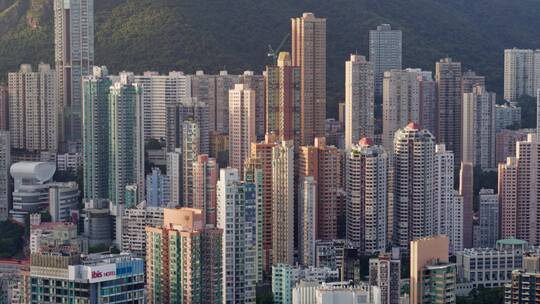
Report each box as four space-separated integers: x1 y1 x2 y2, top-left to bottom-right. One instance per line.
228 83 256 177
298 137 341 240
496 129 529 164
193 154 218 226
499 134 540 244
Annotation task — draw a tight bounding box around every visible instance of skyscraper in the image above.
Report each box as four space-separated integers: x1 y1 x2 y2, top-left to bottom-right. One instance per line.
0 86 7 130
190 70 240 134
291 13 327 146
499 134 540 245
369 24 402 97
250 134 279 272
108 74 144 206
229 83 256 177
193 154 218 226
146 207 222 304
459 161 474 249
436 58 462 166
217 168 259 304
239 71 266 141
478 189 499 248
393 123 435 251
504 48 540 101
346 138 388 254
461 70 485 94
54 0 94 144
434 144 462 254
299 176 317 266
145 167 170 207
82 66 111 200
0 131 10 221
166 97 209 153
166 148 182 206
182 120 200 207
462 85 496 169
345 55 375 150
266 52 301 145
418 71 438 136
8 64 58 152
298 137 341 240
382 69 420 151
134 71 191 142
272 140 295 265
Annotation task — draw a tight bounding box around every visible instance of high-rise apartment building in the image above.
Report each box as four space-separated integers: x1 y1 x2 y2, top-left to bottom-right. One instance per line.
82 66 111 200
382 69 420 151
229 83 256 177
496 128 531 164
346 138 388 254
461 70 486 94
54 0 94 144
239 71 266 141
182 120 200 207
166 148 182 206
166 97 209 153
538 90 540 140
145 167 170 207
291 12 327 146
478 189 499 248
299 137 341 240
0 86 7 130
190 70 240 134
460 161 474 249
146 207 222 304
436 58 462 166
462 85 496 169
418 71 437 136
499 134 540 245
496 102 522 132
193 154 218 226
8 64 58 152
121 203 164 257
272 141 295 265
266 52 301 145
299 176 317 266
345 55 375 150
410 236 456 304
243 159 265 283
369 24 402 97
0 131 10 221
393 123 436 251
369 248 401 304
108 74 144 206
504 48 540 101
133 71 191 142
216 168 259 304
250 134 279 272
434 144 463 254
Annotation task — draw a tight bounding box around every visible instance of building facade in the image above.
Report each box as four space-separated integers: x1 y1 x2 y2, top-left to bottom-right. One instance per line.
369 24 402 97
345 55 375 149
291 12 327 146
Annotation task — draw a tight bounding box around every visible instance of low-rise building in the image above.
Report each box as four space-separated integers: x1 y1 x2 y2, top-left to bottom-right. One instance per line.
24 253 144 303
456 239 528 290
272 264 339 304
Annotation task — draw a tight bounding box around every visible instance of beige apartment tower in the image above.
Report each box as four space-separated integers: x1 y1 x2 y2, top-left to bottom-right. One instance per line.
291 12 327 146
272 140 295 265
229 83 256 177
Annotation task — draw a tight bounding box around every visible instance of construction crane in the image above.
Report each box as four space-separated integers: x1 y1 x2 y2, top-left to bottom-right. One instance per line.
268 33 290 64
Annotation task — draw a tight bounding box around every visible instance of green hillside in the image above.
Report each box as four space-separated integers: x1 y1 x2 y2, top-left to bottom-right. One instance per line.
1 0 540 116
